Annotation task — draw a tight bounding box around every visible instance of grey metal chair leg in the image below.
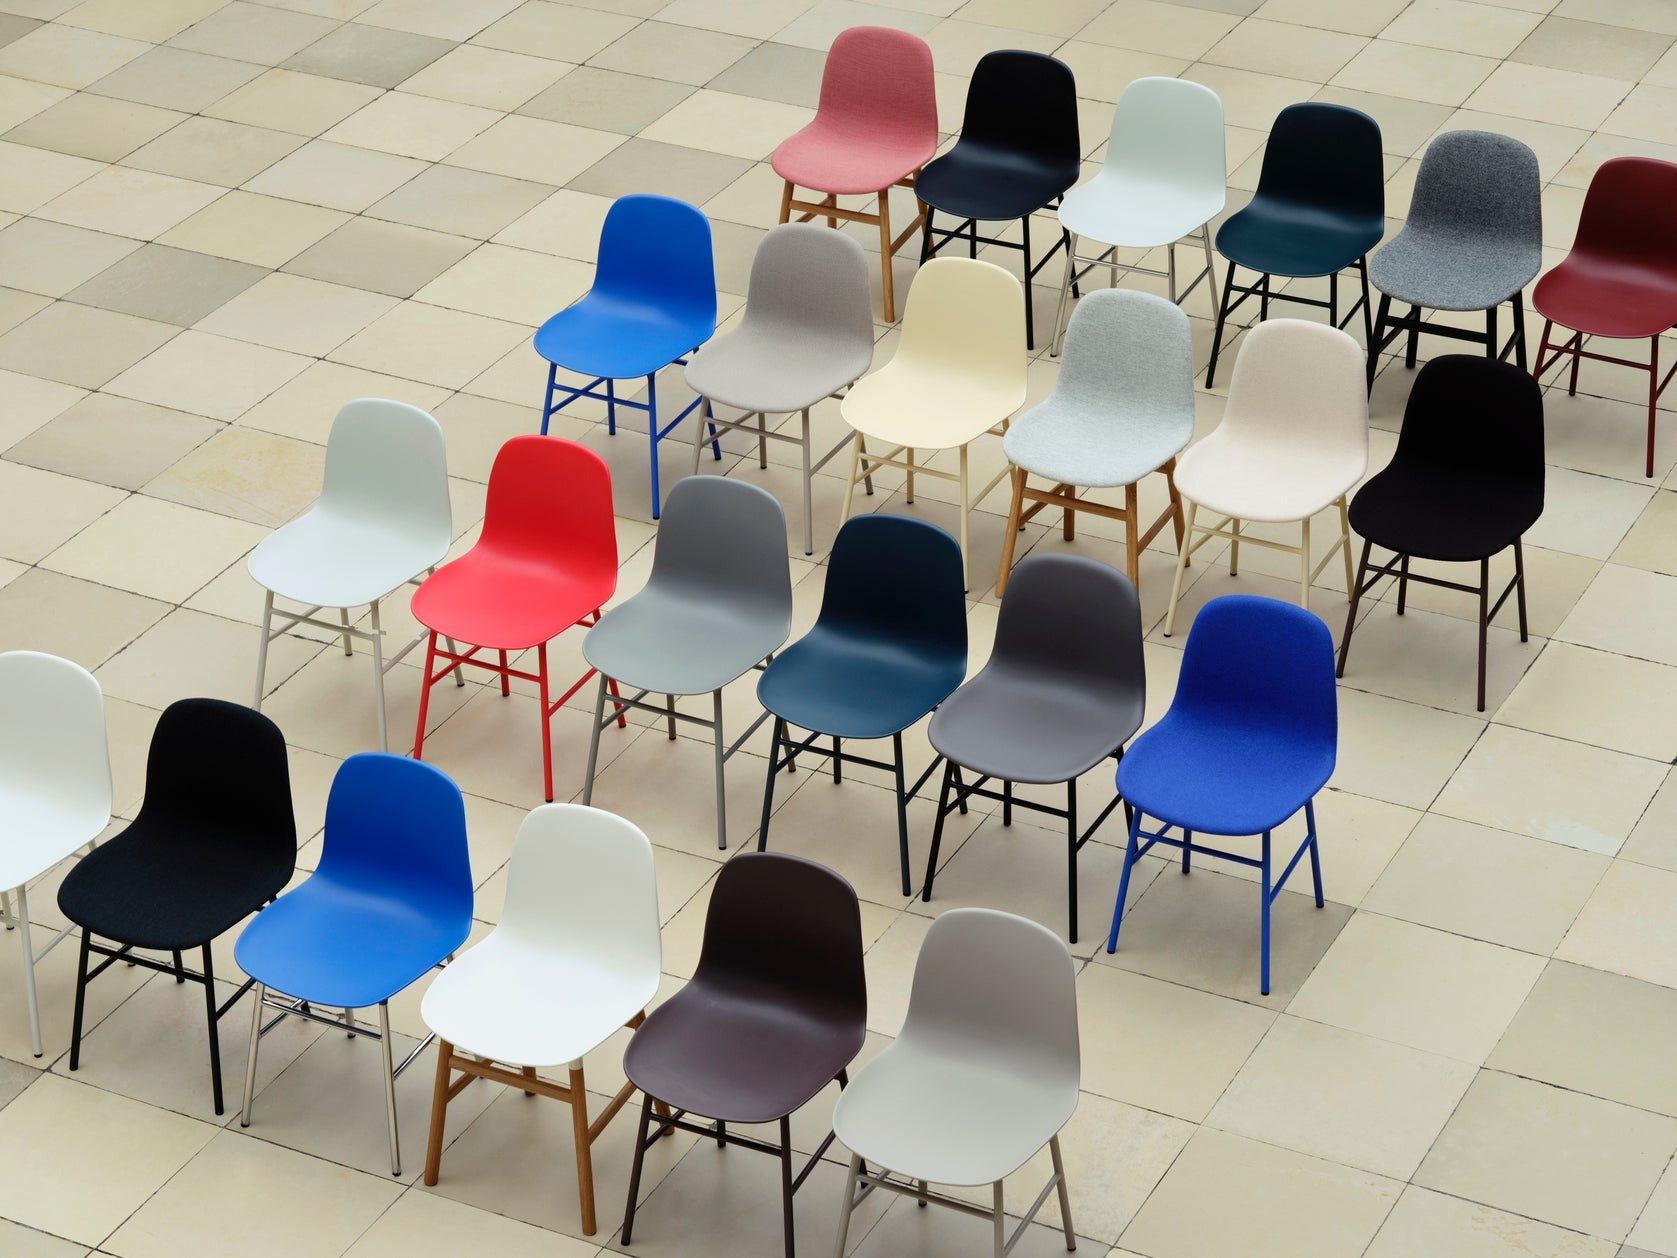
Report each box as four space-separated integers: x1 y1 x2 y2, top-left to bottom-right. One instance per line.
380 1000 400 1176
833 1153 863 1258
713 689 727 851
16 886 41 1057
254 590 275 709
1050 1132 1075 1249
240 982 264 1127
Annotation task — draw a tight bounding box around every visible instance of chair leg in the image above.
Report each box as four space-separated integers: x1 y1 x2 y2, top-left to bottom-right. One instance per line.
1512 289 1528 371
1477 555 1491 713
1649 336 1661 479
379 1000 400 1177
201 943 224 1116
1229 517 1241 576
1368 294 1392 390
621 1091 655 1246
1205 259 1238 388
712 689 728 851
646 373 663 520
833 1153 863 1258
957 442 970 591
1513 537 1529 641
758 717 786 851
1260 829 1272 996
992 1179 1006 1258
1163 501 1196 637
1123 481 1140 586
1305 798 1324 908
779 1115 797 1258
922 759 956 903
571 1062 598 1236
423 1038 452 1186
892 731 912 898
1182 827 1192 873
1336 495 1354 594
878 184 896 325
778 179 793 225
800 409 814 556
1487 301 1498 361
1021 212 1035 349
920 205 935 265
253 589 274 709
1050 1132 1075 1249
1337 539 1372 679
1066 780 1079 945
1298 513 1311 608
537 641 554 803
583 674 608 806
1051 232 1077 357
1105 808 1145 953
839 434 863 525
541 363 557 434
240 982 264 1127
68 928 90 1071
1405 304 1421 368
412 632 439 763
369 600 388 754
15 886 41 1058
996 467 1026 598
1397 554 1410 614
1357 255 1374 351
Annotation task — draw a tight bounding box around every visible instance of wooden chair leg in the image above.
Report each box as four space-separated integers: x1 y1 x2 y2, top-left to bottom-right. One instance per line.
879 186 896 323
996 467 1026 597
522 1065 538 1097
423 1039 453 1186
571 1063 598 1236
778 180 793 225
957 443 970 592
1063 488 1076 541
1164 458 1187 562
1123 481 1140 585
840 434 863 524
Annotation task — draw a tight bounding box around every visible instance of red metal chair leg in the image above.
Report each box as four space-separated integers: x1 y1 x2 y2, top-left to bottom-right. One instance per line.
537 641 554 803
413 632 439 762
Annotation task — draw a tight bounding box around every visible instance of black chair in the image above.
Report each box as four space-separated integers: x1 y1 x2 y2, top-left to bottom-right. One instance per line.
1206 102 1384 387
1337 355 1544 711
57 698 296 1114
923 554 1144 943
620 852 865 1258
916 50 1081 350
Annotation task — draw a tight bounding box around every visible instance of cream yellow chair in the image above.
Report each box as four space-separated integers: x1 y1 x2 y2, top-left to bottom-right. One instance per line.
839 257 1026 588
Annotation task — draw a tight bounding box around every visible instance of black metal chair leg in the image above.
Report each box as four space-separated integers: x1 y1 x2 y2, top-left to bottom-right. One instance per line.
172 949 185 983
202 943 224 1115
1406 304 1421 367
1021 212 1035 349
1357 256 1374 351
779 1115 796 1258
620 1091 654 1246
1477 556 1491 713
1513 290 1529 370
1487 302 1498 361
1205 259 1238 388
1368 294 1393 390
920 206 935 265
1513 537 1529 640
922 760 956 903
1337 539 1373 679
68 929 90 1071
757 717 785 852
1066 781 1079 944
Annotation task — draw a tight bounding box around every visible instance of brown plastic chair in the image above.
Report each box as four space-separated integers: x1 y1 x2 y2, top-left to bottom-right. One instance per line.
619 853 865 1258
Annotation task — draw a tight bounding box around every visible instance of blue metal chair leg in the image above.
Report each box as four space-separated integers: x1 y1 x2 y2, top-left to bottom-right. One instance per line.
1305 799 1324 907
1181 827 1192 874
541 363 557 435
605 376 617 435
1260 829 1272 996
646 373 661 519
1106 807 1145 953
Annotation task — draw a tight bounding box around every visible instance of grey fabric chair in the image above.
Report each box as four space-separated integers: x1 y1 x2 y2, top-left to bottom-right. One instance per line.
685 223 876 556
923 553 1145 942
997 288 1194 596
582 476 792 849
1368 130 1542 388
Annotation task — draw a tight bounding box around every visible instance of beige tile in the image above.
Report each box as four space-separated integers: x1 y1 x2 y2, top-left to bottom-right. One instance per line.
280 22 452 89
0 457 125 562
518 64 693 135
0 365 86 444
1365 1186 1618 1258
281 216 476 297
243 138 426 213
0 566 169 670
124 115 306 186
5 392 219 490
0 22 147 88
321 90 500 162
1622 768 1677 873
469 1 637 61
196 271 398 356
329 300 528 389
0 1217 86 1258
167 0 340 63
1558 0 1677 37
1515 16 1674 79
1203 18 1366 81
205 66 382 136
1331 687 1483 809
65 242 268 326
0 216 138 297
356 0 525 41
1543 389 1677 483
1331 39 1499 106
1435 723 1666 855
1416 1070 1677 1241
1180 62 1325 131
399 43 569 111
341 1188 597 1258
1079 0 1239 57
86 46 263 112
773 2 940 53
3 92 184 162
1630 1157 1677 1256
1423 107 1591 180
0 73 70 131
1557 859 1677 989
591 21 755 86
366 163 553 240
1602 82 1677 144
1054 41 1193 103
1464 60 1634 128
41 493 267 602
1498 642 1677 761
159 189 349 268
0 282 47 338
104 329 310 421
98 605 316 710
444 113 624 185
0 139 104 214
35 164 223 240
413 243 591 325
144 424 326 526
568 136 752 206
232 358 450 444
60 0 225 41
657 0 817 39
1613 489 1677 576
1253 0 1407 36
0 302 177 388
1383 0 1543 57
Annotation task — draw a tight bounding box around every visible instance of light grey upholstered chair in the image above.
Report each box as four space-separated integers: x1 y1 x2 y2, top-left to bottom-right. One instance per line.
1368 130 1542 387
997 287 1194 595
581 476 792 849
684 222 876 555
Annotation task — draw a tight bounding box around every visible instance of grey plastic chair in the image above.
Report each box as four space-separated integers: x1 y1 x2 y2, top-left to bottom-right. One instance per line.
582 476 793 849
924 554 1144 943
1368 130 1542 387
998 288 1194 596
831 907 1079 1258
685 223 877 556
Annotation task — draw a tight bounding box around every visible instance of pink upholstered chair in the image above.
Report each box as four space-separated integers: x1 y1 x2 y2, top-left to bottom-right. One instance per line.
772 26 937 322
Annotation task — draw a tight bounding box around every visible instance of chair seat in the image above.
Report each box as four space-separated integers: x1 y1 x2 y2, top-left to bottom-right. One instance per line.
623 984 862 1125
420 934 655 1068
248 511 448 611
1117 713 1333 836
1216 201 1383 278
0 787 105 894
1003 395 1190 489
758 629 964 741
234 876 467 1011
585 587 787 697
931 675 1139 785
1534 255 1677 340
917 148 1078 223
533 292 714 382
413 551 613 652
1175 429 1363 523
832 1042 1075 1186
1350 464 1539 563
685 323 872 417
1371 229 1540 312
842 362 1023 450
58 823 291 952
772 125 933 198
1059 174 1223 251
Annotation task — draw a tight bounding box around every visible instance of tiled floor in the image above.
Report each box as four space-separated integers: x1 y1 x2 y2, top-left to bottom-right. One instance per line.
0 0 1672 1255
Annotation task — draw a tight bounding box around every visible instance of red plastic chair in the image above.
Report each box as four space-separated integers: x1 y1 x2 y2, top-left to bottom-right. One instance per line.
411 436 624 801
771 26 937 323
1532 156 1677 478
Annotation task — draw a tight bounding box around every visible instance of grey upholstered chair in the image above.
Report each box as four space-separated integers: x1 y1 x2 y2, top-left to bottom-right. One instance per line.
684 223 876 555
1368 130 1542 387
581 476 792 849
997 287 1194 596
922 553 1145 942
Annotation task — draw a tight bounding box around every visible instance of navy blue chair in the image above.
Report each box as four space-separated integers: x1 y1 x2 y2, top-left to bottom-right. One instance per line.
1205 103 1384 388
236 752 473 1176
534 194 718 519
1105 595 1335 995
757 514 967 897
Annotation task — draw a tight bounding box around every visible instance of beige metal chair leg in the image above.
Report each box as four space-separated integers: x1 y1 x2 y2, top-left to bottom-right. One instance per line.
1165 501 1197 637
1299 514 1312 607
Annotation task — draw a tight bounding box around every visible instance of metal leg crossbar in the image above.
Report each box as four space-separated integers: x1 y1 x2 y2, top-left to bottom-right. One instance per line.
1205 255 1374 388
921 201 1072 348
1367 291 1529 390
1050 224 1218 356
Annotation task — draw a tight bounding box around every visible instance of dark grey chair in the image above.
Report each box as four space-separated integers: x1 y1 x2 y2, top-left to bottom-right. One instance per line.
685 223 876 556
582 476 792 849
1368 130 1542 388
922 553 1145 942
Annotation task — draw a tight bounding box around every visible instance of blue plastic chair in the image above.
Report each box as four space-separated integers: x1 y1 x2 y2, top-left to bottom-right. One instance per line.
534 194 719 519
757 514 967 896
1104 595 1335 995
1206 103 1384 388
235 752 472 1176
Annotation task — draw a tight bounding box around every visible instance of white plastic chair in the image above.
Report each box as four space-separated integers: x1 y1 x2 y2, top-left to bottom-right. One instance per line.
0 651 111 1057
419 804 661 1237
1050 77 1226 357
839 257 1027 589
831 907 1079 1258
248 399 455 752
1164 319 1368 636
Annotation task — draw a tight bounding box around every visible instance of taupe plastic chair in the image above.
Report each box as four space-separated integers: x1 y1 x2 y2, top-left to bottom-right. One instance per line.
999 288 1194 596
686 223 876 555
582 476 792 849
832 907 1079 1258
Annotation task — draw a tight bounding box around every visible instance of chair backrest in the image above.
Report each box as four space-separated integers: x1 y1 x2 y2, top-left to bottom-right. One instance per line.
1403 131 1540 252
1101 76 1226 208
987 554 1144 710
478 435 617 589
592 194 716 332
496 803 660 990
811 26 936 153
643 476 792 629
0 651 111 835
1219 319 1367 458
315 752 472 929
135 699 294 859
1171 595 1336 756
954 50 1080 172
816 514 967 665
692 852 865 1030
1393 355 1544 517
1054 287 1194 439
736 223 875 360
1569 156 1677 275
896 907 1078 1088
316 398 451 552
894 257 1025 394
1252 102 1383 221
